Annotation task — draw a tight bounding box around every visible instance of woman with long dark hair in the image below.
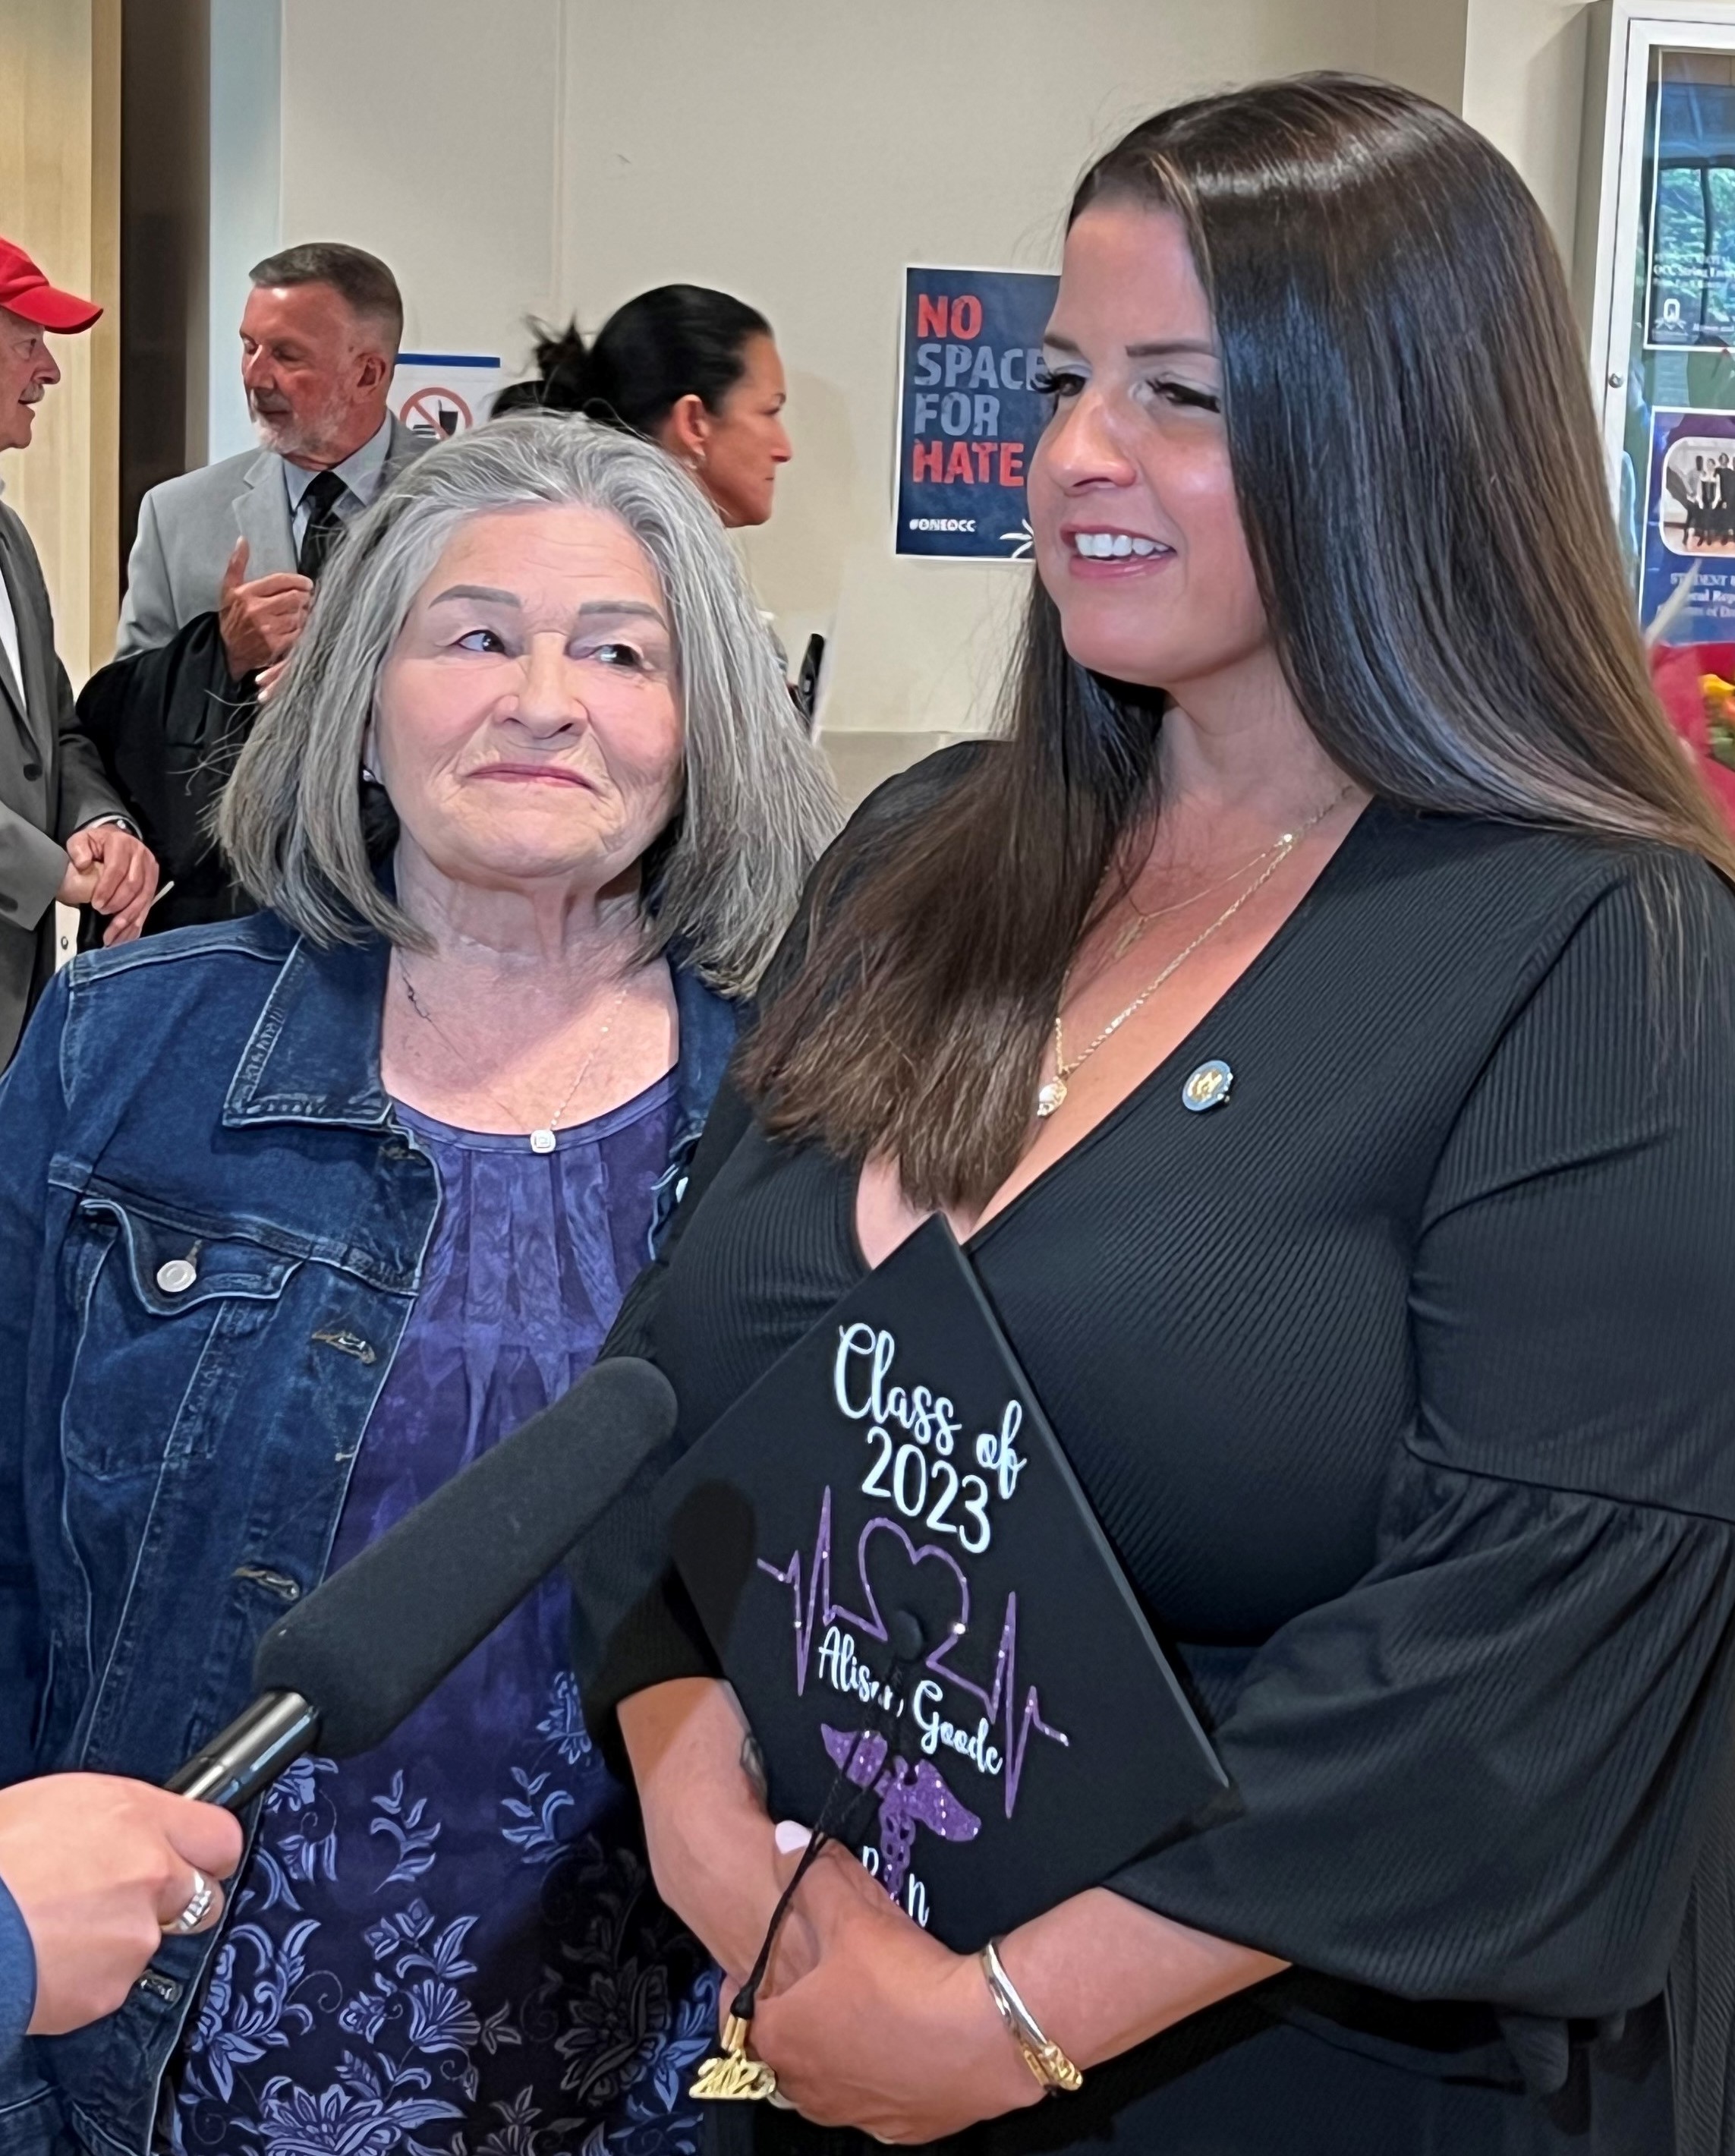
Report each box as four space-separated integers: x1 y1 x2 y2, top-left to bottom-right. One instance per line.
573 76 1735 2153
496 284 792 529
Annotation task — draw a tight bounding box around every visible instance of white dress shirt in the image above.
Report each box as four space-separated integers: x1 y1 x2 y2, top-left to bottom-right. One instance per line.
0 558 20 710
0 479 24 705
0 477 132 844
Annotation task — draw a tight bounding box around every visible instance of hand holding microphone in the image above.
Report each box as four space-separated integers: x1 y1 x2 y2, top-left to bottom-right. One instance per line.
0 1358 672 2057
0 1776 241 2036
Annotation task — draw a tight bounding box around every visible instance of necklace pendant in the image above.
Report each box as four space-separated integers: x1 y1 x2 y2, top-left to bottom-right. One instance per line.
1035 1077 1067 1119
529 1127 557 1155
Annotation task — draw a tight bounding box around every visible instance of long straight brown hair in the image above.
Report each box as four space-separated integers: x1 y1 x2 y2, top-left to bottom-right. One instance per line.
743 74 1735 1210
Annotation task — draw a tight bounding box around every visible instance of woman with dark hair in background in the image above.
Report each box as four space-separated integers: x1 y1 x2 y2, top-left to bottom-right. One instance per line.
496 284 792 531
573 74 1735 2156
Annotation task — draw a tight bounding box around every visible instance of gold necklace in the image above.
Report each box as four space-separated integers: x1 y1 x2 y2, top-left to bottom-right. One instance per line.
397 960 632 1153
1110 837 1291 960
1036 785 1355 1121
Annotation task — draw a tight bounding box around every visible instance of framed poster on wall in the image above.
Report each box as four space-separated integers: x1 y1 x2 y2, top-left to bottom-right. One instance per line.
1585 2 1735 820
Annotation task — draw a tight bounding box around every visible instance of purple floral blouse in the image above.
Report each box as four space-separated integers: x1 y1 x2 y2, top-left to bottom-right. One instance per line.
169 1078 716 2156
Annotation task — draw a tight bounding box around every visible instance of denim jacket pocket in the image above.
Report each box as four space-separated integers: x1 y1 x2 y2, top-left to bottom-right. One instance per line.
62 1196 304 1479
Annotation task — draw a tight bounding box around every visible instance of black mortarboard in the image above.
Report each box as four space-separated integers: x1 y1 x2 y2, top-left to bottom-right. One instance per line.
662 1214 1229 1952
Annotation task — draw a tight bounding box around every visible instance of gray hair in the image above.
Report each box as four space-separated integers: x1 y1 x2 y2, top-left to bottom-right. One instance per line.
249 241 404 355
219 414 840 994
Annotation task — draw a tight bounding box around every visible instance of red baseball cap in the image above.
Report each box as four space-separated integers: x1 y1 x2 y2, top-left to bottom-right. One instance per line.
0 238 100 333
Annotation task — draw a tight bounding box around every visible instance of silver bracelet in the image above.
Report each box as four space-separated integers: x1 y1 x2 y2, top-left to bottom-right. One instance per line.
978 1937 1083 2095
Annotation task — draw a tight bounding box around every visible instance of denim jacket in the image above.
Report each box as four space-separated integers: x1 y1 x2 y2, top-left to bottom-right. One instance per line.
0 909 740 2156
0 1879 33 2076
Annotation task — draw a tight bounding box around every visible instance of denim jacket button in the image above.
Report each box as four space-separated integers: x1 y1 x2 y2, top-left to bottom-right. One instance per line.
156 1257 198 1294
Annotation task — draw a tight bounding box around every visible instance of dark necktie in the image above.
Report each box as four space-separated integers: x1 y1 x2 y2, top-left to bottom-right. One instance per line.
296 469 351 581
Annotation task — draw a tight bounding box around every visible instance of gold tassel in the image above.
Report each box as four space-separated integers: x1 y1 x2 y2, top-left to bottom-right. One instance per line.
689 2013 778 2101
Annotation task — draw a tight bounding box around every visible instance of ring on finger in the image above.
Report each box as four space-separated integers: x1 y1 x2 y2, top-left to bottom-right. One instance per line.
164 1871 216 1934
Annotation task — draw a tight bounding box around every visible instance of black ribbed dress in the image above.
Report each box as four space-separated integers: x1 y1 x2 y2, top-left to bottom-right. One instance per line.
576 768 1735 2155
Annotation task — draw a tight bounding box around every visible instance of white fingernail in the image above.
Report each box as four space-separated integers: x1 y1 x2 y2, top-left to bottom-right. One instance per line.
773 1819 812 1855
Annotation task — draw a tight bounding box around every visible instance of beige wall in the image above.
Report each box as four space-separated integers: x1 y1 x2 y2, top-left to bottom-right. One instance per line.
1374 0 1472 110
1463 0 1595 276
268 0 1457 774
0 0 120 682
255 0 1606 794
277 0 563 367
559 0 1412 761
0 0 1615 792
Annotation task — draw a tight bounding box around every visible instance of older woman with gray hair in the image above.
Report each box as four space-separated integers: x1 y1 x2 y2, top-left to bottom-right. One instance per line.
0 415 836 2156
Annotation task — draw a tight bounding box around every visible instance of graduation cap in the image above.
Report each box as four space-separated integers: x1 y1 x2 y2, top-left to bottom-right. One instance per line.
663 1214 1228 1953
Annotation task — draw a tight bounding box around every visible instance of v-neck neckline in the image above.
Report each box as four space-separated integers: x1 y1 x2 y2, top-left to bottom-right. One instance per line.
840 795 1392 1278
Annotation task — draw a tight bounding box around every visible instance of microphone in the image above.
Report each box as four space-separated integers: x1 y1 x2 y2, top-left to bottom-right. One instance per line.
167 1356 676 1810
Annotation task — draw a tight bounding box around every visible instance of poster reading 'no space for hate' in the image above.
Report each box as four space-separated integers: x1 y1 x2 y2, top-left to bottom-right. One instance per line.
895 267 1059 561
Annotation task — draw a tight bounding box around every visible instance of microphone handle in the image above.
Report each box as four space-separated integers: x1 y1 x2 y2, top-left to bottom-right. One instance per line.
165 1690 320 1811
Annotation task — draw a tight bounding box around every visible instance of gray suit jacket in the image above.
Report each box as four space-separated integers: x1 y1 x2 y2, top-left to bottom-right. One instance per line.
0 503 128 1062
114 414 427 657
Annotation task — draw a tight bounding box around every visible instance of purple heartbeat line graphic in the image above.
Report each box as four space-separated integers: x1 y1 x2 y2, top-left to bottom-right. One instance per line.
757 1487 1068 1817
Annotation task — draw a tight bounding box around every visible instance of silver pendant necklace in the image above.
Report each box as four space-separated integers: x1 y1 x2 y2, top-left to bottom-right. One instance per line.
396 960 632 1152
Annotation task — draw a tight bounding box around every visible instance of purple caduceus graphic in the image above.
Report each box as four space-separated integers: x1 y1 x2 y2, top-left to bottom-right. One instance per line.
821 1723 982 1900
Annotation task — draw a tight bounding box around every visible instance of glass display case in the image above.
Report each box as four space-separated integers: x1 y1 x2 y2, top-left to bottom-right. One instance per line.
1585 1 1735 815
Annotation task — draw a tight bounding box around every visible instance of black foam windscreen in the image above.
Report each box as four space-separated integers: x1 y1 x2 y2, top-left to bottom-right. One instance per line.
252 1356 676 1757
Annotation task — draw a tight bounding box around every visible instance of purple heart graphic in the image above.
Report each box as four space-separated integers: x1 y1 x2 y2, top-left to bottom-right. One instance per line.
853 1515 971 1659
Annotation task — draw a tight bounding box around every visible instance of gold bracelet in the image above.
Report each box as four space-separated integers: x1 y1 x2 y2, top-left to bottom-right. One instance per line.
978 1938 1084 2095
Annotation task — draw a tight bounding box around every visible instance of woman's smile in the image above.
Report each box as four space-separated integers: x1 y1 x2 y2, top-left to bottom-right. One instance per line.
1060 523 1177 580
464 761 596 787
375 504 685 891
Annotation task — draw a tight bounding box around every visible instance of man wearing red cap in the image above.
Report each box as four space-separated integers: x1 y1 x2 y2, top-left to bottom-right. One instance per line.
0 238 158 1061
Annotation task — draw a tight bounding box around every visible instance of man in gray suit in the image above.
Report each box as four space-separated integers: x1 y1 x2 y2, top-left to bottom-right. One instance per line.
0 237 157 1062
85 245 422 933
117 242 424 667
